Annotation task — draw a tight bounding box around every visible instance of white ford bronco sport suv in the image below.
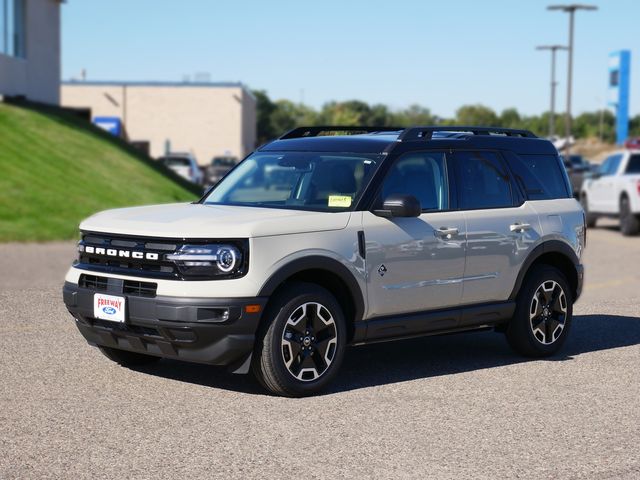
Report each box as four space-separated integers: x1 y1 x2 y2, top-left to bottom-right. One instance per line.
580 150 640 235
63 126 585 397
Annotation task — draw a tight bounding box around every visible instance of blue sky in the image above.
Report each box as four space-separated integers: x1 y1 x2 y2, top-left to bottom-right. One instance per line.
62 0 639 117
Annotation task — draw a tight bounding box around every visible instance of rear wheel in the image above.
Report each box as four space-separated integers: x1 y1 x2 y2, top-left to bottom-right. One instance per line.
619 196 640 236
98 346 160 367
506 266 573 357
252 282 346 397
581 194 597 228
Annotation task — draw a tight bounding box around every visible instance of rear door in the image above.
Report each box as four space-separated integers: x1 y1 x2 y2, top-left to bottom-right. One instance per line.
452 150 541 305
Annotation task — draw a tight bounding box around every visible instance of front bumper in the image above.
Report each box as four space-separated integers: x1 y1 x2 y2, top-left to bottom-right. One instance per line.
62 281 267 371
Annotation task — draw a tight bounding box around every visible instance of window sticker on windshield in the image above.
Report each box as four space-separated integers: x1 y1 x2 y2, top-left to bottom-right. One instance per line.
328 195 352 208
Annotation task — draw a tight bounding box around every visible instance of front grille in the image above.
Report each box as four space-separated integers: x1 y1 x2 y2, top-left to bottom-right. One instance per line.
77 233 180 279
76 231 248 281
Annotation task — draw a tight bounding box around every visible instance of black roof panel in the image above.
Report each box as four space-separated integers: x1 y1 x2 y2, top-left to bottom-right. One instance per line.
260 130 557 156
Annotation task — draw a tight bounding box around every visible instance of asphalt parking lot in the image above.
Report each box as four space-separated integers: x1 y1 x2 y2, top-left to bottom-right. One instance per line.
1 219 639 479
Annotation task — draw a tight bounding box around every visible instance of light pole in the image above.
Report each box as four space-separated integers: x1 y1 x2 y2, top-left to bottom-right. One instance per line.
547 4 597 156
536 45 568 137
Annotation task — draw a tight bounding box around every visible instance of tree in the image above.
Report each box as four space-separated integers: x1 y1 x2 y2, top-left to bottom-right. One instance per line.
262 99 318 137
318 100 372 125
252 89 622 144
629 114 640 137
392 104 436 126
252 90 278 146
499 108 521 129
455 104 498 126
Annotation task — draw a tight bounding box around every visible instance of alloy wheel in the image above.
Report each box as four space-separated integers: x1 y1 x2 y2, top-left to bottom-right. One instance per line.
281 302 338 381
529 280 567 345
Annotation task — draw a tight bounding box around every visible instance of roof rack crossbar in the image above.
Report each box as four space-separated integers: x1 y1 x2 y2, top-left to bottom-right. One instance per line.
279 126 403 140
398 126 537 141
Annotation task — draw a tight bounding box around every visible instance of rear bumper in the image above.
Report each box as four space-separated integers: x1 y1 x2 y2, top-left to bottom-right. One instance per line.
62 281 267 371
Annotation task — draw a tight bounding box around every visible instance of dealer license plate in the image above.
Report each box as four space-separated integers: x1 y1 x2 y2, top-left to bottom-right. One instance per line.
93 293 126 323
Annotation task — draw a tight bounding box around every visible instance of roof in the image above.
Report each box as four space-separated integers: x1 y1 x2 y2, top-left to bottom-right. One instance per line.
260 126 557 155
62 80 255 99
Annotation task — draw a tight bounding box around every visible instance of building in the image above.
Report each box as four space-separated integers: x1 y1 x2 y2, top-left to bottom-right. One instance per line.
0 0 61 105
61 81 257 164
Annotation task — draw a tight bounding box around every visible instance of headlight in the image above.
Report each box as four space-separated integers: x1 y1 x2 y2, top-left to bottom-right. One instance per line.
166 243 246 278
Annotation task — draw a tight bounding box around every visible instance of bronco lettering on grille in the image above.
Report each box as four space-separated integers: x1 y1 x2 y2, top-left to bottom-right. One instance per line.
84 245 159 261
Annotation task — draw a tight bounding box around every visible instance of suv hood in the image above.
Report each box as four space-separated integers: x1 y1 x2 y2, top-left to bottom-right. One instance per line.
79 203 352 239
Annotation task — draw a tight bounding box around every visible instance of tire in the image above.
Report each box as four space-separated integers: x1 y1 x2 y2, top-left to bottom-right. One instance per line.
581 194 597 228
252 282 347 397
506 265 573 357
98 346 160 367
619 196 640 236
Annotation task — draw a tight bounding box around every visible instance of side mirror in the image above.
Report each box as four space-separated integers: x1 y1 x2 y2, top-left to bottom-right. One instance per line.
373 194 421 218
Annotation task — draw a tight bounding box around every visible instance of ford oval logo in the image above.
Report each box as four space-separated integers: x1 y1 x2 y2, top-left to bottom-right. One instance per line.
103 306 117 315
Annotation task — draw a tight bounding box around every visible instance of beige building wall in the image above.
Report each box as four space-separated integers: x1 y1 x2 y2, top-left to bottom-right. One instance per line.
0 0 61 104
61 82 257 165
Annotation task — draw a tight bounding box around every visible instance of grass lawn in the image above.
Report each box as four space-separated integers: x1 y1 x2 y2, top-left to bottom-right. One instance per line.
0 102 198 242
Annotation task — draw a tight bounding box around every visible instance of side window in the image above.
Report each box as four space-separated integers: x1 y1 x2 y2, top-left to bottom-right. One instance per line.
625 155 640 174
506 153 570 200
380 152 448 211
453 151 513 210
600 154 622 176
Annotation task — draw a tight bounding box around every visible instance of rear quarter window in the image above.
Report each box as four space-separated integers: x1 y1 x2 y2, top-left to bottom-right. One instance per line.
506 154 570 200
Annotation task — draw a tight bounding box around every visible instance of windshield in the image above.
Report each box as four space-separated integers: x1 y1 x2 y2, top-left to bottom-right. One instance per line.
203 152 383 211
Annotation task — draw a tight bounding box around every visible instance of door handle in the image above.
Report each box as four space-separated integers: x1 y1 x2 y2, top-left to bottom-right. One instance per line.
435 227 459 238
510 223 531 233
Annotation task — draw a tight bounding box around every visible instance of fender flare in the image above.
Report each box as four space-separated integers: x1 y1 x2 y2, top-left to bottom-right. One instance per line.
257 255 365 323
508 240 580 301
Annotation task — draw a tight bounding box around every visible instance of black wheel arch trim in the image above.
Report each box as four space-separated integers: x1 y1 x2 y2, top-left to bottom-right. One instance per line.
257 255 366 324
509 240 581 301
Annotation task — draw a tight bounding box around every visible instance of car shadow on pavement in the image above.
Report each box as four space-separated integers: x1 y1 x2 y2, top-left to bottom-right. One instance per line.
133 314 640 396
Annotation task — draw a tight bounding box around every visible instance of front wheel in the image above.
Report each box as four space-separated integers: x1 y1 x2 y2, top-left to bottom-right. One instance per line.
620 196 640 236
506 266 573 357
252 282 346 397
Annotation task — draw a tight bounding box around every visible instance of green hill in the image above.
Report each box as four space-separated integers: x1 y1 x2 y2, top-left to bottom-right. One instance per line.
0 102 199 242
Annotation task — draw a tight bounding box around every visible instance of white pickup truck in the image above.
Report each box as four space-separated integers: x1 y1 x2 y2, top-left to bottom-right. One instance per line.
581 151 640 235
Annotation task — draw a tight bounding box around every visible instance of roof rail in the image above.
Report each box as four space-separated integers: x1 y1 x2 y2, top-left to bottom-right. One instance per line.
279 126 403 140
398 126 537 141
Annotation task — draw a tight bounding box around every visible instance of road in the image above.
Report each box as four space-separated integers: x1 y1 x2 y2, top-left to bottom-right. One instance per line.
1 219 639 479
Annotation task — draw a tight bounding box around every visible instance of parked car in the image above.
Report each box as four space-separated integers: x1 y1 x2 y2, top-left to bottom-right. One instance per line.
624 137 640 150
549 135 575 152
158 152 203 185
581 150 640 235
561 154 592 197
63 126 584 397
206 156 238 185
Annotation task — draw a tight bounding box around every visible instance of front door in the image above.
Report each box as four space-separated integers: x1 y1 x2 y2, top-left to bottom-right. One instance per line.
362 151 466 318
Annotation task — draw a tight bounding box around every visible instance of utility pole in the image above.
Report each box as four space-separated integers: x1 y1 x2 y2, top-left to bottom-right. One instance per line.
547 4 597 156
536 45 568 137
